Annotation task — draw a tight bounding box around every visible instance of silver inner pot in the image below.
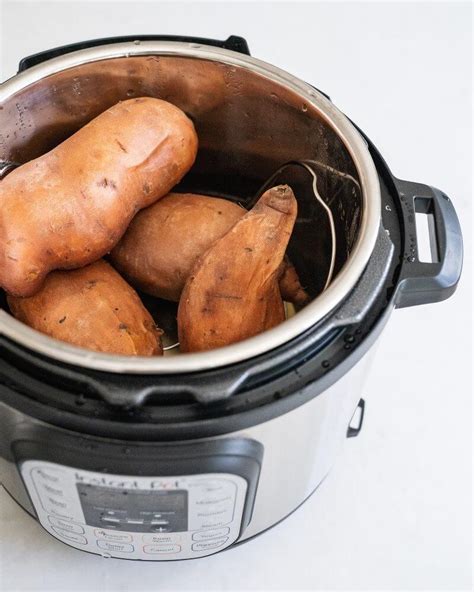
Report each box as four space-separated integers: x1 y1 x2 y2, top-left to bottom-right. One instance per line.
0 42 381 373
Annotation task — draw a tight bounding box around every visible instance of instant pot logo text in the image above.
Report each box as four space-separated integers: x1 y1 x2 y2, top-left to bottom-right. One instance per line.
75 474 140 489
74 474 179 489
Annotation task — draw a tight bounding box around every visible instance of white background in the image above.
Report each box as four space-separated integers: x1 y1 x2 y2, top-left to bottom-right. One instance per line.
0 1 472 590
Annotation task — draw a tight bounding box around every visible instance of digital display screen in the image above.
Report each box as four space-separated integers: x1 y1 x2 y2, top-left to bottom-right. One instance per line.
77 483 188 532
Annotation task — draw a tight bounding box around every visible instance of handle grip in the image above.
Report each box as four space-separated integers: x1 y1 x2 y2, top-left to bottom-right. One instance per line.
394 179 463 308
347 398 365 438
18 34 250 72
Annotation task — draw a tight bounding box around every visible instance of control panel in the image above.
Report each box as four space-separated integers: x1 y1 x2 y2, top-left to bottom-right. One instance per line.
21 460 248 560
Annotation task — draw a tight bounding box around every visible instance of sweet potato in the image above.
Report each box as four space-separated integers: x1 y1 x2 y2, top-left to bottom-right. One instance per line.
110 193 244 301
0 97 198 297
7 260 162 356
110 192 309 305
178 185 297 352
278 258 311 308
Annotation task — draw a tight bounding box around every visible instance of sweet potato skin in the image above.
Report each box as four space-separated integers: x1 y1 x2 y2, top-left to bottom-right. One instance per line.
111 193 244 301
7 260 162 356
278 258 311 308
111 192 309 305
178 185 296 352
0 97 198 297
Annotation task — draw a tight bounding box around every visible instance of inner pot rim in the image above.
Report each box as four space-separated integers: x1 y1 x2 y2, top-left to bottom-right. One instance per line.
0 41 381 374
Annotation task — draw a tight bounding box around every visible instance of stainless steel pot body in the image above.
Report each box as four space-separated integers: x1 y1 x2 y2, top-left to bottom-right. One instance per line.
0 348 372 559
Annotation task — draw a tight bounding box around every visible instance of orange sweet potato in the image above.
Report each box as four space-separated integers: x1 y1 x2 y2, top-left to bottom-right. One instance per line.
111 193 244 301
0 97 198 297
110 192 309 305
7 260 162 356
278 258 311 308
178 185 297 352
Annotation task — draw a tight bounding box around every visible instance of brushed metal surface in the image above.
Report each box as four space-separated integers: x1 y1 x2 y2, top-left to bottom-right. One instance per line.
0 349 373 548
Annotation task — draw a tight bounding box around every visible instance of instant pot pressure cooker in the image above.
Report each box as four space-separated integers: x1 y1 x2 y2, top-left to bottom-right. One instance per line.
0 35 463 560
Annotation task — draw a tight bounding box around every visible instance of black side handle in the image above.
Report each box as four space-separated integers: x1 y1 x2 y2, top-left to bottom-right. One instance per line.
18 34 250 72
347 398 365 438
394 179 463 308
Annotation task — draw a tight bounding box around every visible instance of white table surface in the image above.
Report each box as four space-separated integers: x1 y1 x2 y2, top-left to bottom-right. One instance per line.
0 1 472 590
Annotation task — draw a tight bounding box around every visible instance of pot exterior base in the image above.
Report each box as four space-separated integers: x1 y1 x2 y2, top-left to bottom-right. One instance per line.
0 346 376 559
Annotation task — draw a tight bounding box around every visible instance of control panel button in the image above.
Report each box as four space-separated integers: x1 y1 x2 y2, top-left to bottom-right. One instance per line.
197 519 231 530
42 498 78 518
32 468 61 483
46 508 77 521
203 486 226 493
143 544 181 555
94 529 133 543
97 540 134 553
195 507 233 529
51 527 87 545
48 516 84 533
191 482 233 493
195 495 233 505
192 527 230 541
45 496 69 509
41 484 66 497
196 508 230 517
192 537 229 552
142 533 181 545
